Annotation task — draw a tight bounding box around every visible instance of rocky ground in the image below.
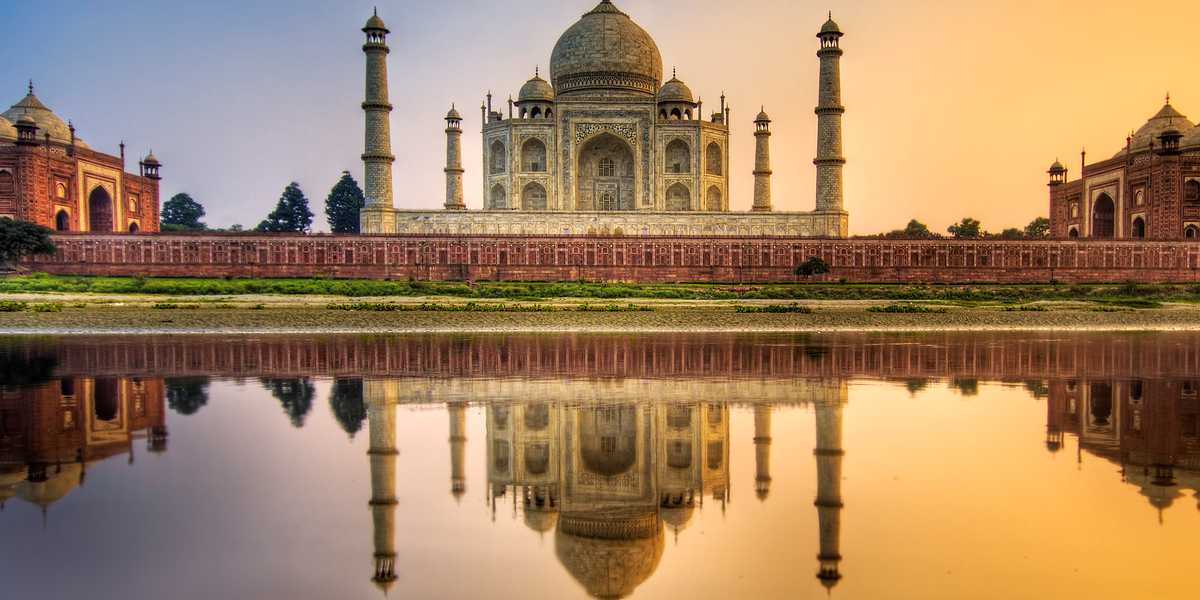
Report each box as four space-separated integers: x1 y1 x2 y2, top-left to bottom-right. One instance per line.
0 291 1196 333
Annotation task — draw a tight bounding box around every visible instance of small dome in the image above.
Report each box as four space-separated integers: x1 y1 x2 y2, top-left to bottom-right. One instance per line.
518 73 556 103
143 151 160 165
446 105 462 120
15 464 82 508
0 115 16 141
364 12 388 32
820 15 843 36
755 108 771 122
1116 99 1195 157
1048 160 1065 172
550 1 663 96
657 76 694 104
2 89 88 148
524 508 560 534
659 505 694 532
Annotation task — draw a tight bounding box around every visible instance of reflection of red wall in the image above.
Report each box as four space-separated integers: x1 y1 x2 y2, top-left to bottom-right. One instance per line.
24 234 1200 284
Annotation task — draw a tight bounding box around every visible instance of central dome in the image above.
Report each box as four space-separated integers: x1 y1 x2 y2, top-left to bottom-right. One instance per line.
550 1 663 96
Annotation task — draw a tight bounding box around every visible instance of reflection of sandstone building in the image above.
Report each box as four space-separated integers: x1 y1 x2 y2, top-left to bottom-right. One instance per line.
0 377 167 514
485 401 729 598
1049 97 1200 240
0 83 161 233
1047 378 1200 517
359 3 849 238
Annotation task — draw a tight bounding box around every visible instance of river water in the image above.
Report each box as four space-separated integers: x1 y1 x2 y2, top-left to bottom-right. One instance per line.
0 333 1196 599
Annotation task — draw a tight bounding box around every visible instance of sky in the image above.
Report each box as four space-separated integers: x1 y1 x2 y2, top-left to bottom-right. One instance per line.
3 0 1198 235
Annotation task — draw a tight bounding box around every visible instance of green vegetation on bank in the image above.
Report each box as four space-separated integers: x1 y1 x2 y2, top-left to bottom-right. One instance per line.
0 274 1191 306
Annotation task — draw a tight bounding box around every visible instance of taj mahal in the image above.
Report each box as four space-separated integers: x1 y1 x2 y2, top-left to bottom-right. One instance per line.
359 1 850 238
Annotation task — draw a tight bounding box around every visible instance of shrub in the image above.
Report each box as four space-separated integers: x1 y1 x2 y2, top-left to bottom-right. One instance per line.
867 303 947 314
795 256 831 279
0 300 28 312
735 304 814 314
29 302 63 313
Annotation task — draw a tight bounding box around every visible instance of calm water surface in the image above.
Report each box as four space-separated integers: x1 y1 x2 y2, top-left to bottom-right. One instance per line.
0 333 1197 599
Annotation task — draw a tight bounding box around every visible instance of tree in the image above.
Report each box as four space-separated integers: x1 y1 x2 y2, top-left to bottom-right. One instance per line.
325 172 365 234
160 193 206 230
329 378 366 438
257 182 313 233
947 217 983 239
1024 217 1051 239
996 228 1024 240
0 217 56 269
166 378 211 416
795 256 831 279
262 378 315 428
885 219 934 239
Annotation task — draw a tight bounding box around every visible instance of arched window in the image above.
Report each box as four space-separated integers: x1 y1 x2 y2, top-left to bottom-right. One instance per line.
1186 180 1200 205
1186 225 1199 239
665 139 691 174
522 182 547 211
706 142 723 176
490 140 507 174
530 106 542 119
670 108 682 120
489 184 507 210
128 222 140 233
1092 193 1115 239
522 138 547 172
598 157 615 177
0 171 12 197
1131 216 1145 239
545 109 553 119
705 186 722 212
666 183 691 211
55 182 67 199
659 109 668 120
55 210 70 231
1068 227 1079 239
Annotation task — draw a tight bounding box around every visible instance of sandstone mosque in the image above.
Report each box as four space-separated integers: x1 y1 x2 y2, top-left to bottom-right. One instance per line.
358 1 851 238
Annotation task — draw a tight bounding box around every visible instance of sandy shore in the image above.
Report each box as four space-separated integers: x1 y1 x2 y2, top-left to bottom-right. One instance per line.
0 292 1196 334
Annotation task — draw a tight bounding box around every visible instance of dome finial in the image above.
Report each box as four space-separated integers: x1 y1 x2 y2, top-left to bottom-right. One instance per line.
1166 92 1171 105
672 66 677 78
535 65 539 78
27 79 33 95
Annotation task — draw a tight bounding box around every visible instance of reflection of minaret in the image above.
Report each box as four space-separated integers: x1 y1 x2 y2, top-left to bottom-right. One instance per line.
814 395 845 591
754 404 773 500
449 403 467 501
365 381 399 594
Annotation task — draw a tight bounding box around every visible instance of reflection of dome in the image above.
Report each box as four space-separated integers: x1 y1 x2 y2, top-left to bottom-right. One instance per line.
0 466 28 508
0 115 15 141
524 509 560 534
2 90 88 148
659 505 694 534
580 406 638 476
15 463 82 508
555 514 664 599
550 1 663 96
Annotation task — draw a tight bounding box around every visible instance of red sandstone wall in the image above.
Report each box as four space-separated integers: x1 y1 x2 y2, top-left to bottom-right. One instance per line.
22 232 1200 284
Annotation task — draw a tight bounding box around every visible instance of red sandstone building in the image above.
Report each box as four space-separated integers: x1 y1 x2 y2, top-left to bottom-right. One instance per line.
1050 97 1200 240
0 84 161 233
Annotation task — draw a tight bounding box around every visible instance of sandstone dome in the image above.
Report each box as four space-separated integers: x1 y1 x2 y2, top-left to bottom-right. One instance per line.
550 1 663 96
1182 124 1200 149
1115 100 1194 157
2 91 88 149
0 115 15 142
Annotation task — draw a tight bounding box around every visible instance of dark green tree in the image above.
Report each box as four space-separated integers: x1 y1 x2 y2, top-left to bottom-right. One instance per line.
885 219 935 239
325 172 365 234
951 378 980 397
1024 217 1051 239
0 217 56 269
166 377 211 416
256 183 313 233
0 352 58 388
947 217 983 239
795 256 831 279
996 228 1024 240
160 193 206 231
904 379 930 396
262 378 316 428
329 378 366 438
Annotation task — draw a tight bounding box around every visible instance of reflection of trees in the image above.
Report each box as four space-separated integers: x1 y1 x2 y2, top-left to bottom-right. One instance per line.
0 351 58 388
261 379 315 428
951 378 979 397
1024 380 1050 399
329 378 365 437
904 379 929 396
166 377 210 416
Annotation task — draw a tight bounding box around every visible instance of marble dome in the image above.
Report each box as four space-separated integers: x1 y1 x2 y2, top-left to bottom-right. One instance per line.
2 91 88 149
657 76 694 103
550 1 663 96
1115 101 1194 157
555 519 664 599
519 73 556 102
0 115 15 142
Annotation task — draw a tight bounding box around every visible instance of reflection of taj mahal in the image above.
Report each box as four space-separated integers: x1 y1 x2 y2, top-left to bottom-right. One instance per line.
359 2 850 237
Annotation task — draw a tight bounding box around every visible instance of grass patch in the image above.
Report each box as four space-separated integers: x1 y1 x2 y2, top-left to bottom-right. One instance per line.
1093 298 1163 309
0 300 27 312
151 302 202 310
735 304 814 314
1002 305 1048 312
867 303 948 314
29 303 63 313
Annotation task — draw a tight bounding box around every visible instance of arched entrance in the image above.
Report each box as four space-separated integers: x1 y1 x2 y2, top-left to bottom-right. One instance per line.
576 133 635 211
1186 225 1199 239
1092 194 1114 239
55 210 70 232
88 187 114 233
665 183 691 211
1131 216 1145 239
705 185 722 211
522 182 547 211
489 184 508 210
128 222 140 233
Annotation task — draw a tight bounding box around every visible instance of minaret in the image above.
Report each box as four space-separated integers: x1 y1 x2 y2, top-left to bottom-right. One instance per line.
444 106 466 210
361 11 395 214
365 381 399 593
449 403 467 499
752 109 773 212
814 391 846 591
814 14 846 213
754 404 773 500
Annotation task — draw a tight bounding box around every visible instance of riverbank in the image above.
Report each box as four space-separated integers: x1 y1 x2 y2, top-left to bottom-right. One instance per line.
1 291 1197 333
